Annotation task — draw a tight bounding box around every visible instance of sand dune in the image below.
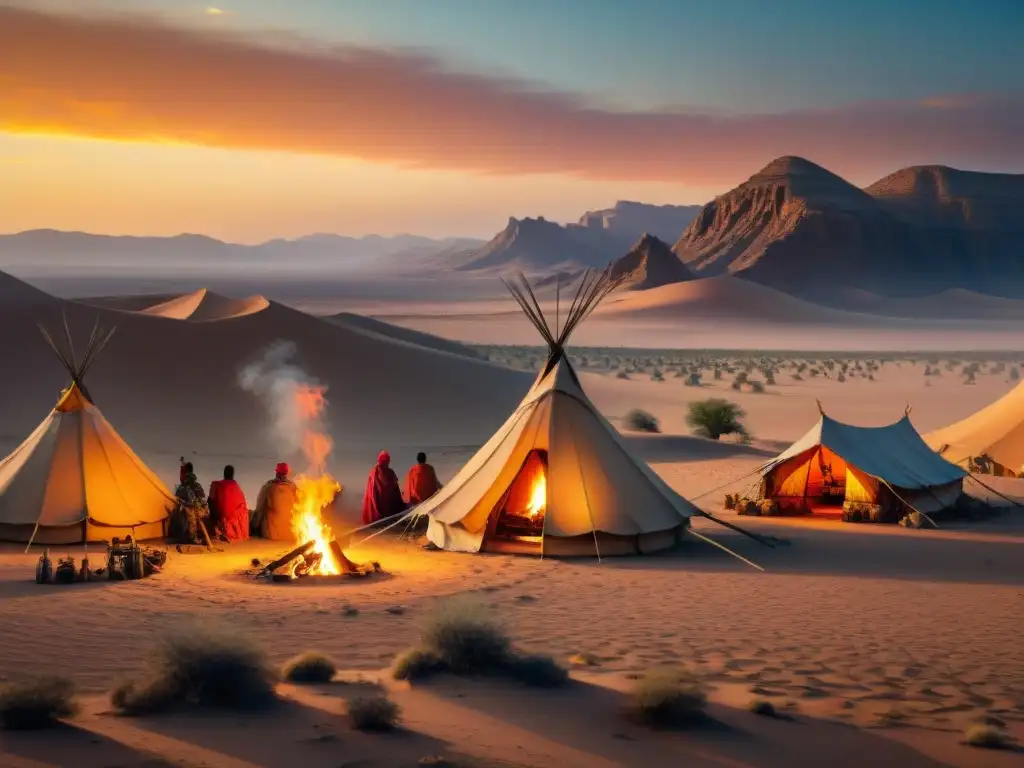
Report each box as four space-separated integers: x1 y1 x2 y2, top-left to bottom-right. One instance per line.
136 288 271 320
597 276 894 325
325 311 480 359
0 286 531 494
832 287 1024 320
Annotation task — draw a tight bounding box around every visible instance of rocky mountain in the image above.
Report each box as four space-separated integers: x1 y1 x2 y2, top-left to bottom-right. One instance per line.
451 216 632 273
609 234 694 290
673 157 1024 297
577 201 701 243
452 202 702 274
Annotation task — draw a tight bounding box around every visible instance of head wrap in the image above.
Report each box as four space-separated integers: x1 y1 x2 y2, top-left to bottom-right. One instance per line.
275 462 290 476
377 451 391 467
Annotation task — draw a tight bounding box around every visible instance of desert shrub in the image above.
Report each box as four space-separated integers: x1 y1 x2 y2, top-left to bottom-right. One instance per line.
392 598 565 688
391 647 444 682
685 373 702 387
111 621 276 715
0 676 77 730
282 651 337 684
628 667 706 727
713 367 722 380
747 698 777 717
616 370 630 380
964 723 1014 749
749 381 765 394
734 371 748 384
686 399 747 441
791 373 803 381
765 373 776 385
650 368 664 382
624 409 660 433
348 694 401 732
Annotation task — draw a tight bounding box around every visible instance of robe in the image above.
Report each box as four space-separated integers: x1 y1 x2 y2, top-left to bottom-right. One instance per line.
254 478 297 541
404 463 442 505
209 478 249 541
362 462 406 524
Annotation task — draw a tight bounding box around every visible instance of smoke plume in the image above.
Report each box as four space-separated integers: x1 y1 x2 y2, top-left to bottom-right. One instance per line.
238 341 332 472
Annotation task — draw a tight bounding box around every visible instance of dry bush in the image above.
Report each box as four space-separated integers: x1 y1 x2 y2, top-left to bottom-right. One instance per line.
0 676 77 730
112 621 277 715
616 370 630 380
282 651 337 684
624 409 660 433
686 399 747 441
348 694 401 731
392 598 567 688
628 667 707 727
964 723 1014 750
747 698 777 717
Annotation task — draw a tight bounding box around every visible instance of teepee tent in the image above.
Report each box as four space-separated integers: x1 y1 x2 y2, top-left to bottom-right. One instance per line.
756 404 966 522
924 382 1024 477
0 319 175 546
412 270 760 561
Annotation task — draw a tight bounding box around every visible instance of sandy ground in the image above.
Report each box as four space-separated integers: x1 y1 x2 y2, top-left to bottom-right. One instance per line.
1 281 1023 766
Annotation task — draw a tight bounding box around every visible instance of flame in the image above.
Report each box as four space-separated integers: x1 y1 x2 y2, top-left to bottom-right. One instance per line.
287 382 344 576
524 466 546 518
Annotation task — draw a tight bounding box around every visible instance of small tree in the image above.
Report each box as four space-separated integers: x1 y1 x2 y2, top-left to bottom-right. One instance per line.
1011 366 1020 381
686 399 747 441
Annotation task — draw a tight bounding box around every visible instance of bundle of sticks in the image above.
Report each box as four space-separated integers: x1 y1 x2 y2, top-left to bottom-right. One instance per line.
255 539 381 581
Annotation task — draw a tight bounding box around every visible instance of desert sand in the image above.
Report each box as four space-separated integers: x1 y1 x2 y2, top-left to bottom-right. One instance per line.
1 277 1022 767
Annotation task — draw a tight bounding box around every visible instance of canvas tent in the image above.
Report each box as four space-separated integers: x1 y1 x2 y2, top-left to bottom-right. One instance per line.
412 270 758 560
924 381 1024 477
0 321 175 545
757 405 966 521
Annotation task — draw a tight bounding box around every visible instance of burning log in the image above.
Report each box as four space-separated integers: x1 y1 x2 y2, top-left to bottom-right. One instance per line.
258 540 315 577
293 551 323 577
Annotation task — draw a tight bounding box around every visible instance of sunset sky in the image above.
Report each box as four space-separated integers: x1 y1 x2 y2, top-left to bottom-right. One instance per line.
1 0 1022 242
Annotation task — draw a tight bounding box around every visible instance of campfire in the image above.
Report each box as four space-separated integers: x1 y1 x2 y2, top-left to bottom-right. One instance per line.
494 451 547 539
255 381 379 582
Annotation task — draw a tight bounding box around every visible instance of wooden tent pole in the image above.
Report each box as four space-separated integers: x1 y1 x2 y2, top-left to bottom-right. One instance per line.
686 528 764 571
24 521 42 554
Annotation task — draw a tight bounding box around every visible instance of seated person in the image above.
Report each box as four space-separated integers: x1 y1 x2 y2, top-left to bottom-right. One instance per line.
252 462 297 541
404 452 442 505
170 461 210 544
208 464 249 542
362 451 407 524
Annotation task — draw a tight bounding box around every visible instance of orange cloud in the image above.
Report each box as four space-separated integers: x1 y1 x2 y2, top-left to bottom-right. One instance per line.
1 6 1021 184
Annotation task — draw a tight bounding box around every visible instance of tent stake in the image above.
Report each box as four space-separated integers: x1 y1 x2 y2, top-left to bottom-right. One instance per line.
24 522 41 554
686 528 764 571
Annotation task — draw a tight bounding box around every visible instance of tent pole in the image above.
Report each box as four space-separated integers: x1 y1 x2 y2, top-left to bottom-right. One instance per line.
24 521 42 554
686 528 764 571
698 512 775 548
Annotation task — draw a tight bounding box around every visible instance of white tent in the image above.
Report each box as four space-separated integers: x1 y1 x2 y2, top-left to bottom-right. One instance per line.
413 270 760 560
0 321 175 545
924 381 1024 477
757 405 966 520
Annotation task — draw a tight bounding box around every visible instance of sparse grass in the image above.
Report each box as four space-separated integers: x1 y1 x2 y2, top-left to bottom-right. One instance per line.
348 694 401 732
392 598 567 688
282 651 337 684
686 399 747 441
747 698 777 717
624 409 660 433
628 667 706 728
964 723 1015 750
0 676 77 730
111 620 277 715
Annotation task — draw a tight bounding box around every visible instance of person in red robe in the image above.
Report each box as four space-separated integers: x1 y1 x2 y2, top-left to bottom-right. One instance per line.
404 452 442 505
362 451 407 524
208 465 249 542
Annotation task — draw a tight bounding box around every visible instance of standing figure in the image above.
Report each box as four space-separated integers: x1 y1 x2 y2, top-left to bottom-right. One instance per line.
362 451 407 524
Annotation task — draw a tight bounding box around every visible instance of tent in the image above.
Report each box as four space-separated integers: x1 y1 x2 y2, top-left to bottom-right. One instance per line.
412 270 760 560
756 404 966 522
924 382 1024 477
0 320 175 545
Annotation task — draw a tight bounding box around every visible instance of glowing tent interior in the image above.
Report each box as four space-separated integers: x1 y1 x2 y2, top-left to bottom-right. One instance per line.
410 269 760 560
0 319 175 546
756 404 967 522
924 380 1024 477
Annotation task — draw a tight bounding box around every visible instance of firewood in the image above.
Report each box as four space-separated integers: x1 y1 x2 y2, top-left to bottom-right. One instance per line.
259 540 315 575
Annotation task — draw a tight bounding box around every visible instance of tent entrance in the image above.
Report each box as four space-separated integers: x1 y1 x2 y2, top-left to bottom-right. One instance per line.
485 450 548 551
768 447 848 516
